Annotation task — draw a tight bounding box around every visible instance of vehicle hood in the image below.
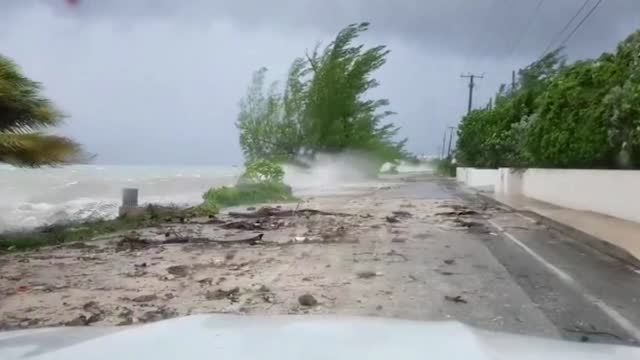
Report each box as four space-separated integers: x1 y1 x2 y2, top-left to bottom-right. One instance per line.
0 315 638 360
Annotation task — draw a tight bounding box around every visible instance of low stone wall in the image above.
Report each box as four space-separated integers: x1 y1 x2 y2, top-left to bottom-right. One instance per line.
495 168 640 223
455 167 498 188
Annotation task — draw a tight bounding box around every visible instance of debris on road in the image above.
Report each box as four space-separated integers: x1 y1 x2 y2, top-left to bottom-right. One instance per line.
356 270 382 279
385 216 400 223
444 295 468 304
132 294 158 303
167 265 190 277
392 211 412 218
205 287 240 302
298 294 318 307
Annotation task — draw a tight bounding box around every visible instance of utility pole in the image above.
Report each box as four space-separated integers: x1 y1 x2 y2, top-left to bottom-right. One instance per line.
461 73 484 115
446 126 456 158
441 130 447 159
511 70 516 92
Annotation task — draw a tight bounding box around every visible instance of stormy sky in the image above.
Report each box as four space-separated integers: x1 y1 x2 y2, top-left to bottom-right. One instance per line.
0 0 638 165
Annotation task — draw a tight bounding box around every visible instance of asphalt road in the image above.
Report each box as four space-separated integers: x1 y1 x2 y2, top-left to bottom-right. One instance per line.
383 175 640 346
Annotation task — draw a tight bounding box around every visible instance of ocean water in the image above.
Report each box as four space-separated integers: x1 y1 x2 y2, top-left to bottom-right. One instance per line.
0 165 241 232
0 156 404 232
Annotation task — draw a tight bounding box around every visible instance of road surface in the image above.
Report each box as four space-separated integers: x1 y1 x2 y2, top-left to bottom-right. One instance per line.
1 174 639 347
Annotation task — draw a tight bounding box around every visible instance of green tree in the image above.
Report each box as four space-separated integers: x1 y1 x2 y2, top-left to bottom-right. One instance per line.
456 50 565 168
0 55 83 166
236 23 407 165
527 58 617 168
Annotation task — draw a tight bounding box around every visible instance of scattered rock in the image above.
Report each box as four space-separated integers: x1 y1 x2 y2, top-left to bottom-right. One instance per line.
385 216 400 223
391 237 407 243
436 270 455 276
298 294 318 307
392 211 412 218
132 294 158 303
376 305 383 311
258 285 270 292
356 270 378 279
164 293 175 300
196 277 213 286
206 287 240 302
261 293 275 303
225 251 236 261
166 265 189 277
138 307 177 323
65 315 89 326
82 301 102 314
246 207 256 211
435 210 478 216
116 235 151 252
443 259 455 265
222 221 267 231
134 262 148 268
444 295 467 304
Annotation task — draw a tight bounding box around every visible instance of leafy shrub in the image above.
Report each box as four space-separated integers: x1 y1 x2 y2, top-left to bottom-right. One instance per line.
434 158 456 177
202 182 295 208
199 159 296 211
456 30 640 169
240 159 285 184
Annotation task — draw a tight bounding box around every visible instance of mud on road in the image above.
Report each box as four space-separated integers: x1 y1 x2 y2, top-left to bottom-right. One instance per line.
1 185 555 337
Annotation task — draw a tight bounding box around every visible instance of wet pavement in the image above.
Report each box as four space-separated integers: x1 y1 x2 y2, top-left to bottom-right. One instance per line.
1 174 639 346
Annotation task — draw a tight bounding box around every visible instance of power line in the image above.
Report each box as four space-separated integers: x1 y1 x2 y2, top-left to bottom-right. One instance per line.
506 0 547 58
556 0 605 50
460 73 484 115
540 0 592 57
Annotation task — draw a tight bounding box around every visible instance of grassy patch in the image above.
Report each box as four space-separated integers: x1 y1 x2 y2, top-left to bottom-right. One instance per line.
202 182 297 208
0 205 200 252
0 216 153 252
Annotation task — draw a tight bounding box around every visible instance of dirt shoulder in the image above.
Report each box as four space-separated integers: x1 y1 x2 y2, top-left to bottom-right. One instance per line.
0 182 557 338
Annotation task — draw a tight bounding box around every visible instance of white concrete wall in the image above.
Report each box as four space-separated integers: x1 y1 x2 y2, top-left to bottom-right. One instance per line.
520 169 640 223
495 168 523 195
456 167 498 188
456 167 467 183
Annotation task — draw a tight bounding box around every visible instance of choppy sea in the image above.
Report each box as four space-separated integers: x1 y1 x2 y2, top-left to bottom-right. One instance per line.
0 157 431 232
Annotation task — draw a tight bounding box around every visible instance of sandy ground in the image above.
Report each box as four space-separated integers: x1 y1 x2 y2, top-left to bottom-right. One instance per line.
0 182 558 338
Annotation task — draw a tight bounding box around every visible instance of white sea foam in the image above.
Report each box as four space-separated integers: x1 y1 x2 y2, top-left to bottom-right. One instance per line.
0 156 420 232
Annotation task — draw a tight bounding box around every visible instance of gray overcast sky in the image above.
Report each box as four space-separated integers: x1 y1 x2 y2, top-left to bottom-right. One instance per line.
1 0 638 165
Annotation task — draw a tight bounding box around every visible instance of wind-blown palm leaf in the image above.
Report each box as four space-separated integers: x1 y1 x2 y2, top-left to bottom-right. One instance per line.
0 54 83 166
0 132 83 167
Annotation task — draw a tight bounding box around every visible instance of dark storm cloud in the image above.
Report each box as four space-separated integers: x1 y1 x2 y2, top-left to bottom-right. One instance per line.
3 0 638 58
0 1 638 164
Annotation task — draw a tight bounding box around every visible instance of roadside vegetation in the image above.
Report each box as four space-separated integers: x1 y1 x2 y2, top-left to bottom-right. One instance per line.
199 160 297 214
434 158 456 177
236 22 408 167
456 30 640 169
198 22 409 211
0 55 85 166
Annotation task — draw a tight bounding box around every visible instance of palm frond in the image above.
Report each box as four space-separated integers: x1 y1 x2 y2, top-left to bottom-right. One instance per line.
0 132 85 167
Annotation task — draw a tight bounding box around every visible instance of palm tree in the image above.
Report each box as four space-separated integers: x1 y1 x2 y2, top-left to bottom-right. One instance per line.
0 54 84 166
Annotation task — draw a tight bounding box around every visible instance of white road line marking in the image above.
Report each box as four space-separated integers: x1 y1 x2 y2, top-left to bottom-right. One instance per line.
515 212 538 224
487 219 640 341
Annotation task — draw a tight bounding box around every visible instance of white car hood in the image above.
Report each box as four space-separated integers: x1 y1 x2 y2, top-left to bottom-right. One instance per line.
0 315 638 360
